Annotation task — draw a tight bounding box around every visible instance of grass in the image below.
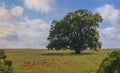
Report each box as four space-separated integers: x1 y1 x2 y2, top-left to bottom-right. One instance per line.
4 49 119 73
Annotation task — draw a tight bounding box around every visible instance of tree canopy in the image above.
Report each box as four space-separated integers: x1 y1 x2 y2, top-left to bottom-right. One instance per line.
47 9 103 54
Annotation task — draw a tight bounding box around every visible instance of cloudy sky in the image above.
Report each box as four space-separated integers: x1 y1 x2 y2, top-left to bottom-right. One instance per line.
0 0 120 48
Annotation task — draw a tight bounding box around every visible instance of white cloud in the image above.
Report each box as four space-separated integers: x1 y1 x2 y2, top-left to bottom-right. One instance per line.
0 5 24 22
96 4 120 48
0 19 50 48
100 27 120 48
0 4 50 48
10 6 24 17
100 27 119 38
24 0 55 12
0 18 50 48
17 17 50 40
0 23 15 37
0 5 24 38
0 6 15 37
0 7 12 20
96 4 120 24
0 3 56 48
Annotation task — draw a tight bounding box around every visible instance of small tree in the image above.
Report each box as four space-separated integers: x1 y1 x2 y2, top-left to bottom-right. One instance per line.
0 50 13 73
97 50 120 73
47 9 103 54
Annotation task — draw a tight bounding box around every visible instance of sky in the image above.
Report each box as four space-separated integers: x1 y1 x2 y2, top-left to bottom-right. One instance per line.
0 0 120 49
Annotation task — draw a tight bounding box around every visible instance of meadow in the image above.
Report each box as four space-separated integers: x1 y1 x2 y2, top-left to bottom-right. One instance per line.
4 49 119 73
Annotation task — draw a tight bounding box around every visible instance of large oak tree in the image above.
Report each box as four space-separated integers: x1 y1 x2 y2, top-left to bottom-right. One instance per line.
47 9 103 54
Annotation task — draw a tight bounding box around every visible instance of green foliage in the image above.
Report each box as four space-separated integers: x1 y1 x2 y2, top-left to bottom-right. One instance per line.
97 50 120 73
0 65 13 73
0 50 7 59
4 60 12 67
47 9 103 54
0 50 13 73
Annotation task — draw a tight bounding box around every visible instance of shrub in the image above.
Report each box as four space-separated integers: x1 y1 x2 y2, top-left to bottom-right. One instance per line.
0 50 13 73
0 50 7 59
97 50 120 73
4 60 12 67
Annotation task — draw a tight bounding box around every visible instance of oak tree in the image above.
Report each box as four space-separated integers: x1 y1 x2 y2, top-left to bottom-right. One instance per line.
47 9 103 54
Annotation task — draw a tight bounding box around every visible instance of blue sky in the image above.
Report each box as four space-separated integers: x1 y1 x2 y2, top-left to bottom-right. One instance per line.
0 0 120 48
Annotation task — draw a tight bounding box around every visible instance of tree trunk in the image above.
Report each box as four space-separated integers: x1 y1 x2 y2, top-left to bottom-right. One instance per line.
75 49 81 54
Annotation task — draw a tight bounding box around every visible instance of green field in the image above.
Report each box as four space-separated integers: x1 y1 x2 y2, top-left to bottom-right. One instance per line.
4 49 119 73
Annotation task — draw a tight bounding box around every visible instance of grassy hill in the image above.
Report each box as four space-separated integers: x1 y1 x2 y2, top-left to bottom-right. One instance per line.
4 49 119 73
